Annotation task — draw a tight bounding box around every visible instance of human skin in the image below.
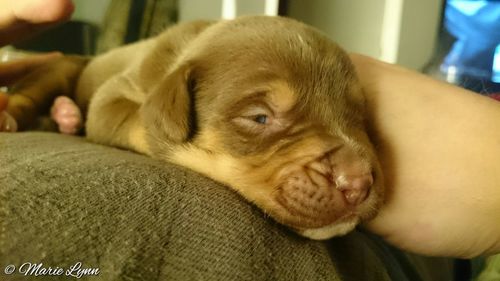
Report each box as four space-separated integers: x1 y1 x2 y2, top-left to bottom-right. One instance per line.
351 53 500 258
0 0 74 46
0 0 72 128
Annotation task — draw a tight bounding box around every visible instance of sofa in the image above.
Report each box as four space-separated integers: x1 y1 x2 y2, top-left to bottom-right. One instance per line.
0 132 455 281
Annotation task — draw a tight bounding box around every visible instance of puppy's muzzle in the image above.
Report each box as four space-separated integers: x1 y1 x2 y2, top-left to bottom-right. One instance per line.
276 146 374 229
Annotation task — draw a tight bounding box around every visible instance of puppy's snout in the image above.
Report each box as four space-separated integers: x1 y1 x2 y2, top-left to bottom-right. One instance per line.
328 145 374 206
335 174 373 205
307 150 373 206
275 146 375 228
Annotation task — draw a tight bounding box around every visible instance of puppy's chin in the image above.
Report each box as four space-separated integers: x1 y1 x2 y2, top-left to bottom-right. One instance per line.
291 189 381 239
297 219 359 240
271 178 381 240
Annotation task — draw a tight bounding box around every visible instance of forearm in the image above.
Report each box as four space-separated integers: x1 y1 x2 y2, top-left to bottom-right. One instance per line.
350 53 500 257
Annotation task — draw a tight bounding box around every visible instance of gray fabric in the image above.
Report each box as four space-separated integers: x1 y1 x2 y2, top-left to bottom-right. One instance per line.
0 132 449 281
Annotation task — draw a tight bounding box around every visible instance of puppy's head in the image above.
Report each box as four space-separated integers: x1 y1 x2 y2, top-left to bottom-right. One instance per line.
142 16 383 239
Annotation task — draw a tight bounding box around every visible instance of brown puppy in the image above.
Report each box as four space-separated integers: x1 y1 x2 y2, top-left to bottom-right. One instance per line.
1 16 383 239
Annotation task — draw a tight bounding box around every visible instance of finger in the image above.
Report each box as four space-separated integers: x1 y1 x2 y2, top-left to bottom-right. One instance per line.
0 0 74 46
0 0 74 27
0 52 62 86
0 22 57 47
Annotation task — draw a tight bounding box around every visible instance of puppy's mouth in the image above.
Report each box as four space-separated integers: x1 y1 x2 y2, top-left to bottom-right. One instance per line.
272 150 376 232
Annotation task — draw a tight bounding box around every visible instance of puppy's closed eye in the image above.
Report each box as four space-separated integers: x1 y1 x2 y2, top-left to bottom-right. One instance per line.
232 104 287 135
253 114 268 125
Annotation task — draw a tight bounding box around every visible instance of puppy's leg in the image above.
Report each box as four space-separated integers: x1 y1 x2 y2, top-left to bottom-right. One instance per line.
85 62 195 157
2 56 88 131
50 96 83 134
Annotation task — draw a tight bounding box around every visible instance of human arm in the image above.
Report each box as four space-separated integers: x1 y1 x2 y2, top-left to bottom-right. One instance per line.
350 53 500 258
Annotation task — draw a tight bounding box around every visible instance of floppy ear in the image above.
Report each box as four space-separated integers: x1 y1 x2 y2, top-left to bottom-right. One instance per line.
140 64 196 145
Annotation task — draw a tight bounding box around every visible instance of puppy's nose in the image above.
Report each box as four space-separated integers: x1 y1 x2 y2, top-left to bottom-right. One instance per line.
335 174 373 205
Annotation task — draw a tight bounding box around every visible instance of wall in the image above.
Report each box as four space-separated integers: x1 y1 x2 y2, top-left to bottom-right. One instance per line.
288 0 443 70
71 0 111 26
68 0 443 70
288 0 386 60
179 0 223 21
397 0 443 69
178 0 278 21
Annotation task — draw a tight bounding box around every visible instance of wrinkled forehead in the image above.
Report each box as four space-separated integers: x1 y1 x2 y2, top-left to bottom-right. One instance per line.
197 69 298 115
191 18 362 123
197 52 356 116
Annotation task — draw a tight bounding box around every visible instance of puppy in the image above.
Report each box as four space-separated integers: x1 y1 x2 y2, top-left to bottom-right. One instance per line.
1 16 383 239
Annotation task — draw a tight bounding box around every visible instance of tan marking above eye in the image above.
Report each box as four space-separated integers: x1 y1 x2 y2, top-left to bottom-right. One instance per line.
240 104 273 119
267 81 297 113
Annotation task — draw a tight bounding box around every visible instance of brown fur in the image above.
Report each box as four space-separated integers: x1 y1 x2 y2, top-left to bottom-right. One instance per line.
4 16 383 239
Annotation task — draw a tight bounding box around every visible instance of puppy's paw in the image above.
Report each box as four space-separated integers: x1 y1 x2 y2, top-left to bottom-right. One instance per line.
50 96 82 135
0 111 18 132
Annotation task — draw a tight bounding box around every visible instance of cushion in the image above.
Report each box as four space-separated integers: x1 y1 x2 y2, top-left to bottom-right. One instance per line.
0 132 451 281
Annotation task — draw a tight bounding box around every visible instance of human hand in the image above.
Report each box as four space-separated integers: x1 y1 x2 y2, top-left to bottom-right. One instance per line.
0 0 73 131
0 52 63 132
350 53 500 258
0 0 74 46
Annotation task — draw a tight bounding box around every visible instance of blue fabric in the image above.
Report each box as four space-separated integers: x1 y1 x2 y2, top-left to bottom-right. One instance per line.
442 0 500 81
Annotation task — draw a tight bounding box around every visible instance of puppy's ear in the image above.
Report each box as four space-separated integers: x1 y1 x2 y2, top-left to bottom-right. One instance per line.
140 64 196 144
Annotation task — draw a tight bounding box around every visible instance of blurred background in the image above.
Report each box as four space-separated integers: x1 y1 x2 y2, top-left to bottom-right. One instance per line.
3 0 499 96
5 0 442 69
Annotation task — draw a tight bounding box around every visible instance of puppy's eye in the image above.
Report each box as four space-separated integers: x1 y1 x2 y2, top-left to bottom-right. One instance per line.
253 114 268 125
232 105 275 133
